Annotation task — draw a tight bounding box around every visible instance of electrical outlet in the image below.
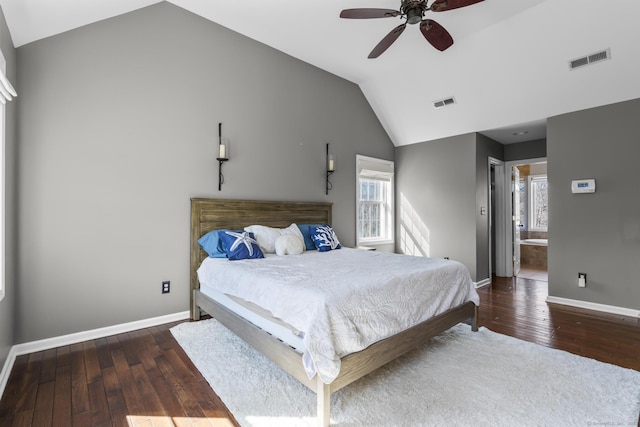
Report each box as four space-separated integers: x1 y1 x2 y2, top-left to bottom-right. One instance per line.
162 281 170 294
578 273 587 288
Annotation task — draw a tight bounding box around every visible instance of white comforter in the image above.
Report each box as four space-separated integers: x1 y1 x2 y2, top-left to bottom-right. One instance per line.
197 248 479 384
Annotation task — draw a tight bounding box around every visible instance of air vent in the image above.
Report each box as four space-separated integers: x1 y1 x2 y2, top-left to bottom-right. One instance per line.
433 96 456 109
569 48 611 70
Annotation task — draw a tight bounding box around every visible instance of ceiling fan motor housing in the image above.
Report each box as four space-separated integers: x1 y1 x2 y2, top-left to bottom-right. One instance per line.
403 1 426 24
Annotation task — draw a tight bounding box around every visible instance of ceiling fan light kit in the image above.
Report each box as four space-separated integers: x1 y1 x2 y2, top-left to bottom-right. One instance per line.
340 0 484 58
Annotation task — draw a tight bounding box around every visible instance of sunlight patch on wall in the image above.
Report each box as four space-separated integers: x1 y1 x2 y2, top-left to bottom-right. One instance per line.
399 193 430 257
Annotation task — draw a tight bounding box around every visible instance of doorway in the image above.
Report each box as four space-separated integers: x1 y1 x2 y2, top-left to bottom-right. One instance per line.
510 159 548 281
494 158 548 280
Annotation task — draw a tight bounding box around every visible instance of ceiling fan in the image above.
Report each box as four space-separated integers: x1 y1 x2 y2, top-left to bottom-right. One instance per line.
340 0 484 58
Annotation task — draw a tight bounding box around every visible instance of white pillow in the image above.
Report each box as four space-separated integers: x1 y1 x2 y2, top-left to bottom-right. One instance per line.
275 235 304 256
244 223 305 253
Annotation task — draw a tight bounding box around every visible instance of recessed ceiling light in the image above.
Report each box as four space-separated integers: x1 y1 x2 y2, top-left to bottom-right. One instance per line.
512 131 528 136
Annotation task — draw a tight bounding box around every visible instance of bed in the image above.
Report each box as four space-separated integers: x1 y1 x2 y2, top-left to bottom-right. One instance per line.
190 198 479 426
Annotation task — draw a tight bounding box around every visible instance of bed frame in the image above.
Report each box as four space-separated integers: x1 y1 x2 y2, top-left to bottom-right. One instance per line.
190 198 478 426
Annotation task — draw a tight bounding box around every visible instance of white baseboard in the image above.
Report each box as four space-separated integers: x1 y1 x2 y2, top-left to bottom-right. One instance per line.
0 345 17 402
546 296 640 318
474 278 491 288
0 310 190 400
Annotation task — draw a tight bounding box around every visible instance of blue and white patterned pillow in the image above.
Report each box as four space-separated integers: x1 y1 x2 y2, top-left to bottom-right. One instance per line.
219 231 264 261
311 225 341 252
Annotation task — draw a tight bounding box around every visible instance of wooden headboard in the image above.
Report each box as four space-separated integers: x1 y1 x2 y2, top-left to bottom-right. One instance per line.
190 198 332 306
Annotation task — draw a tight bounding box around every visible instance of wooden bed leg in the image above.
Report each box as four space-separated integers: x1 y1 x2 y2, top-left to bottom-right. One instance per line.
472 305 479 332
191 290 201 321
317 376 330 427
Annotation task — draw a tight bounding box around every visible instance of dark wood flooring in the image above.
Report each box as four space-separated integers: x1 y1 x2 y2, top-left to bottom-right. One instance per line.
1 274 638 426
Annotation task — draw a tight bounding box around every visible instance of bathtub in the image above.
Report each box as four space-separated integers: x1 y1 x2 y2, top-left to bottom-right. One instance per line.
521 238 548 246
520 239 548 268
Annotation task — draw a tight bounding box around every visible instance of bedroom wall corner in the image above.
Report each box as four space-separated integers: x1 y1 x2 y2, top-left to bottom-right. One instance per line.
394 134 478 279
14 2 394 343
0 4 16 372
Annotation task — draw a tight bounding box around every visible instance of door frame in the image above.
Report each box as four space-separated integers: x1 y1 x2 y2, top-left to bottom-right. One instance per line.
488 157 506 278
502 157 547 277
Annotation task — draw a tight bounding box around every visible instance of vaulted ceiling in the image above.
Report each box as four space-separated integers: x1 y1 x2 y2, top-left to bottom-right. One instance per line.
1 0 639 146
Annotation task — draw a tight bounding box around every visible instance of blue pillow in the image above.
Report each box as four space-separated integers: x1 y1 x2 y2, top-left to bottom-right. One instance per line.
198 230 232 258
219 231 265 261
298 223 324 250
311 225 342 252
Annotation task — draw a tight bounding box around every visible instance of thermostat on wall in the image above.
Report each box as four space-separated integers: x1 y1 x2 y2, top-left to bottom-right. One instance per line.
571 179 596 194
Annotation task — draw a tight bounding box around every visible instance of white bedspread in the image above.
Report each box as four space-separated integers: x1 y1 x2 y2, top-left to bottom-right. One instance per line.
197 248 479 384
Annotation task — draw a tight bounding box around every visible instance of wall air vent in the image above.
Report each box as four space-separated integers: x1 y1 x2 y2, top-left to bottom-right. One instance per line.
433 96 456 109
569 48 611 70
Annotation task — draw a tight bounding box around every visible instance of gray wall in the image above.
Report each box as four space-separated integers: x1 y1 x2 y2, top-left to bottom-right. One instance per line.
395 132 504 283
395 133 479 279
547 99 640 310
504 138 547 162
475 134 504 281
16 3 394 343
0 6 16 369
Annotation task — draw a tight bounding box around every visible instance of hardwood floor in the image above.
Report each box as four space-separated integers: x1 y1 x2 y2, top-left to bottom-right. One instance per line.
1 275 638 426
478 275 640 371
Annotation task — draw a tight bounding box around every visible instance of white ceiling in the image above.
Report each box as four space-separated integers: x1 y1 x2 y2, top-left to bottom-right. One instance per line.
1 0 639 146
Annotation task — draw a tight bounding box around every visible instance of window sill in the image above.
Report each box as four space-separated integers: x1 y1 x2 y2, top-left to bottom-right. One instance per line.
357 239 394 246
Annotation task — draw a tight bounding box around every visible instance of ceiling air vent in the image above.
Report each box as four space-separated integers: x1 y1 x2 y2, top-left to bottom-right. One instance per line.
569 48 611 70
433 96 456 109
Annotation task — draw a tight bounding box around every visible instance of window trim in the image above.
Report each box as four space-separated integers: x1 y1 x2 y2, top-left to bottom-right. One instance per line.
528 174 548 232
356 155 395 246
0 50 6 302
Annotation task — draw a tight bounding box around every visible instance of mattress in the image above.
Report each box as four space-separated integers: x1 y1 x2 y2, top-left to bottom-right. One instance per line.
197 248 479 383
199 282 305 351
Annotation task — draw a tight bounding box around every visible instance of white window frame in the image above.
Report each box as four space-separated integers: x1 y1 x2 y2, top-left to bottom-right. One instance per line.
0 50 6 302
528 174 548 232
356 155 394 246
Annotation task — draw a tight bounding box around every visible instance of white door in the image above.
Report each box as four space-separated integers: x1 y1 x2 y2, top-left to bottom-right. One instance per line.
512 166 521 276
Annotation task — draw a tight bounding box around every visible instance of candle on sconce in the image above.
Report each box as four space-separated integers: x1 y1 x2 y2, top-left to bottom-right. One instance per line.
219 144 226 159
328 159 334 172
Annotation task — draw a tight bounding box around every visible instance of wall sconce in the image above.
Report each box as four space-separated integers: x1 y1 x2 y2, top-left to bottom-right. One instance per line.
326 143 335 195
217 122 229 191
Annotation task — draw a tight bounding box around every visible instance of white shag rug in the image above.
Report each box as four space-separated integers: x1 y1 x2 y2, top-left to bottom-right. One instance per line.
171 319 640 427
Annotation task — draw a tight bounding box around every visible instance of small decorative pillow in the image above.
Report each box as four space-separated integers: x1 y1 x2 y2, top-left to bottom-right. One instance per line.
297 223 324 250
275 235 304 256
311 225 341 252
219 231 264 261
244 223 304 253
197 230 232 258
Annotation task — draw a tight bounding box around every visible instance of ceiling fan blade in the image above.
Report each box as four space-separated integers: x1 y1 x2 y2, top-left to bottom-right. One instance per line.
368 24 406 58
430 0 484 12
340 8 400 19
420 19 453 51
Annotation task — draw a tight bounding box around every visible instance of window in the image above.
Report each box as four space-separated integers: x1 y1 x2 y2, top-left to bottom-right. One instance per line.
0 51 5 301
356 155 394 245
518 179 527 230
0 49 15 302
528 175 548 231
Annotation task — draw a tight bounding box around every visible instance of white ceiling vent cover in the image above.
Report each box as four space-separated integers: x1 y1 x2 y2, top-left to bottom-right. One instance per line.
569 48 611 70
433 97 456 109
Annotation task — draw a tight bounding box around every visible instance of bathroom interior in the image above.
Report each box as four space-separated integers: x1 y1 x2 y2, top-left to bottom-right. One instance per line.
516 161 548 281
